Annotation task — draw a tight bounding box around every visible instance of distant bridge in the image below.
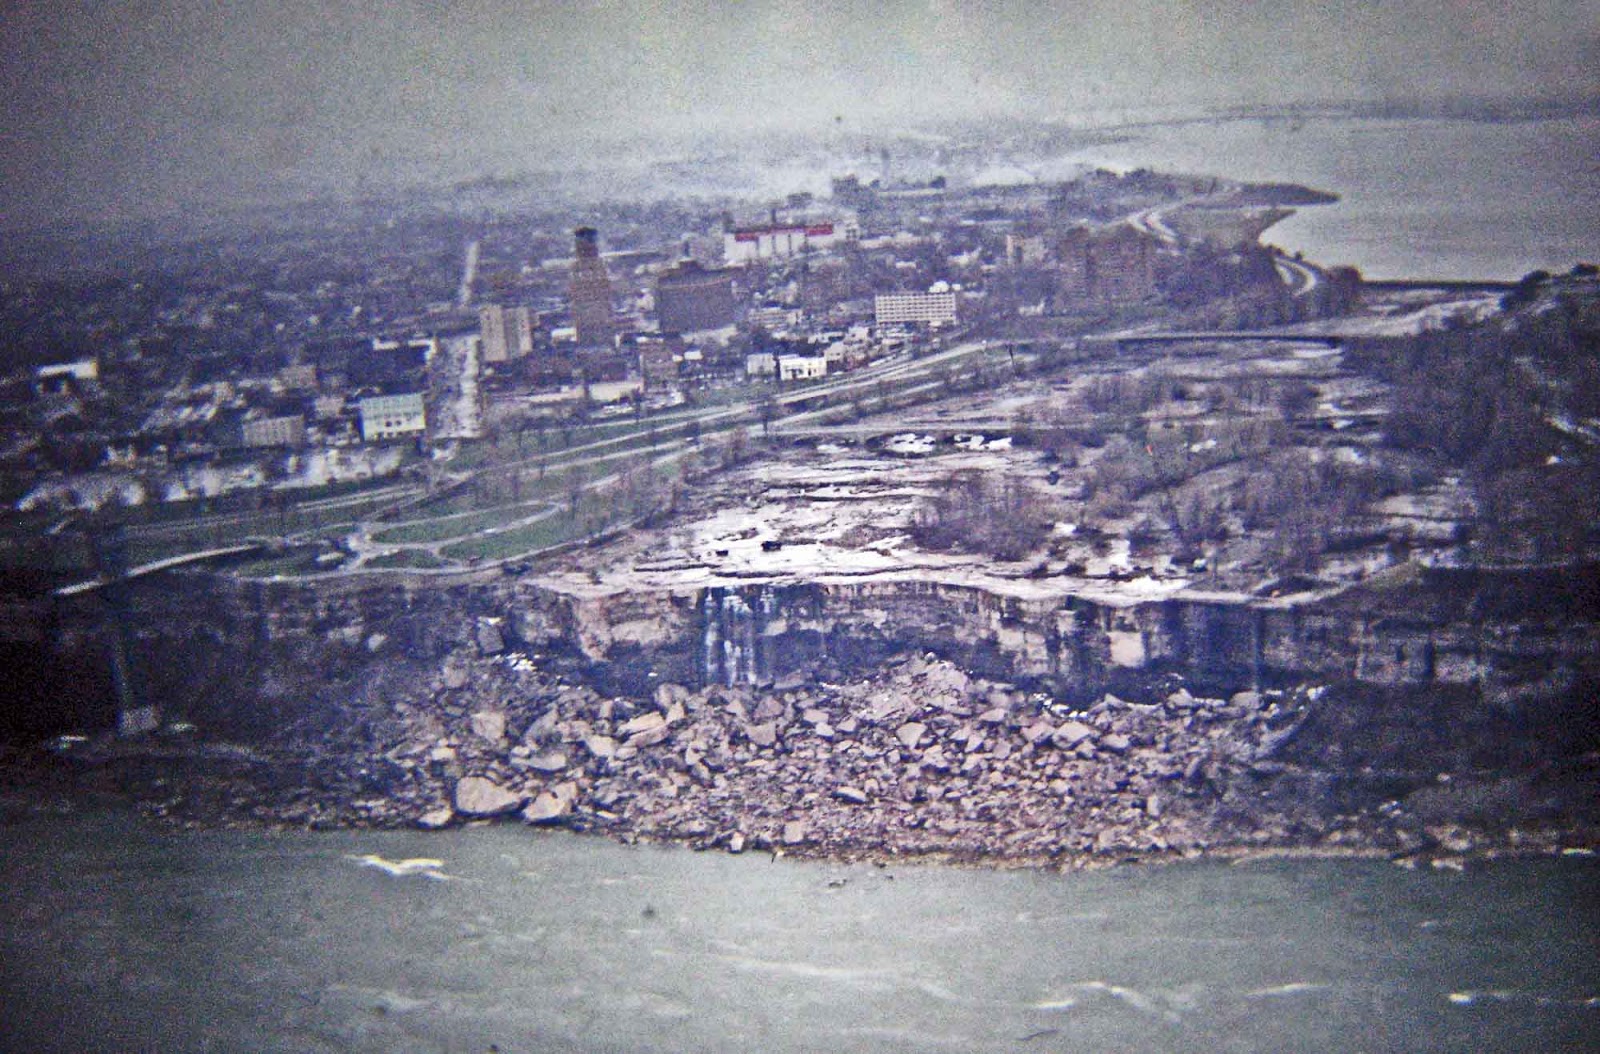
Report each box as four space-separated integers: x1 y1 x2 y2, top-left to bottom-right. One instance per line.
1084 331 1346 349
1360 279 1515 293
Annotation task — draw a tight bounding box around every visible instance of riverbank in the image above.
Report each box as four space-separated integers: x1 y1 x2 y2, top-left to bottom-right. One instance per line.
11 648 1595 872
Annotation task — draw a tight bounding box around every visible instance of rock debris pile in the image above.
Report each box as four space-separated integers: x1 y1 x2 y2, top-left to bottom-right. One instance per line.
101 644 1577 867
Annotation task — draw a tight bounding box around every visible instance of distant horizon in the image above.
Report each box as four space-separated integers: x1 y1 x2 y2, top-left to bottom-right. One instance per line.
3 96 1597 244
4 0 1596 230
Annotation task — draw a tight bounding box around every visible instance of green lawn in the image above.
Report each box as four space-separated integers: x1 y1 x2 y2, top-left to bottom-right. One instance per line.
362 549 450 570
370 499 557 545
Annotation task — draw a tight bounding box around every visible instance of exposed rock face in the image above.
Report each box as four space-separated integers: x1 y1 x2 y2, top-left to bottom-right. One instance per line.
27 558 1598 864
49 560 1598 742
473 570 1553 713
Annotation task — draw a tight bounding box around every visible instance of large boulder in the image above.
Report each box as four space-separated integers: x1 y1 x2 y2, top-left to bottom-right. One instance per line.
896 722 927 749
453 776 524 817
583 735 618 759
1051 721 1096 749
524 751 568 772
619 712 666 738
523 781 580 825
416 806 455 829
522 792 571 824
470 710 507 744
654 682 691 712
475 619 505 655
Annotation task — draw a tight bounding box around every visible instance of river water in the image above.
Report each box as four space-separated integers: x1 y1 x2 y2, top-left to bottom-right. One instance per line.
2 808 1595 1053
1051 114 1600 281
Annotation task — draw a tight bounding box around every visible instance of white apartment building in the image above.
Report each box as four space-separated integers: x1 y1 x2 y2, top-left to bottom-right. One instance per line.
358 393 427 442
778 354 827 382
874 289 958 327
745 352 777 379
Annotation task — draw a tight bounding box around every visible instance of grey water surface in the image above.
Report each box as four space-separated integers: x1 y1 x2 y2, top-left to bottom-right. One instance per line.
1 809 1595 1053
1057 114 1600 281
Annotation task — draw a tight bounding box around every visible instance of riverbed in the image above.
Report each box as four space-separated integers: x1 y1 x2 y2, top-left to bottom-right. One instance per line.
2 807 1594 1053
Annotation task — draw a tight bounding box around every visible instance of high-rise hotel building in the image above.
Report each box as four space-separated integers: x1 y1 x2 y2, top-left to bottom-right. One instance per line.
569 227 616 348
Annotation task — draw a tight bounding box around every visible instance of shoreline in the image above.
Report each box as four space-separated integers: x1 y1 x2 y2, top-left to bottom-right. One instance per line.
1 766 1590 876
8 650 1593 874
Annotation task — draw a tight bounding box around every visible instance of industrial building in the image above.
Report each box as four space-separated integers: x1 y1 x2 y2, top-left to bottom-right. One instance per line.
777 354 827 382
655 261 737 334
723 222 842 264
240 414 307 449
479 304 533 363
358 393 426 442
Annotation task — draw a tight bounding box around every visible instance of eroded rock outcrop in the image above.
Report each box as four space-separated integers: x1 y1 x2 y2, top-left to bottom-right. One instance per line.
28 558 1598 864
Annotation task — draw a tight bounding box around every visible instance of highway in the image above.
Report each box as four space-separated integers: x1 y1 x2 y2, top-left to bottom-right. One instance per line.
456 239 481 309
1274 254 1321 297
1128 206 1180 245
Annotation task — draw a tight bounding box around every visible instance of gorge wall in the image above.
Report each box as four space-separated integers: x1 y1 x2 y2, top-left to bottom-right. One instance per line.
40 563 1600 750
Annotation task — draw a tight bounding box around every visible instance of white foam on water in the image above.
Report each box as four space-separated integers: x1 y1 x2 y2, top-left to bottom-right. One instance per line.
1035 981 1183 1023
1447 990 1600 1008
347 854 450 880
1031 997 1079 1010
716 955 896 984
1246 982 1329 998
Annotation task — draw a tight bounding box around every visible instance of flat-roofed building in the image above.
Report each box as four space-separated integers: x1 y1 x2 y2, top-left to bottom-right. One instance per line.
655 261 737 334
1056 223 1161 303
479 304 533 363
748 305 803 331
745 352 777 379
358 393 426 442
778 354 827 382
724 222 842 264
241 414 307 449
34 358 99 395
874 289 958 327
276 364 318 391
312 393 346 420
638 341 679 389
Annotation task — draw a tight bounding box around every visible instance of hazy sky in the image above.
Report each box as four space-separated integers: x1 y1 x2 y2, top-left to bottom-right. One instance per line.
3 0 1596 227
